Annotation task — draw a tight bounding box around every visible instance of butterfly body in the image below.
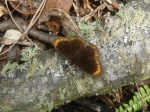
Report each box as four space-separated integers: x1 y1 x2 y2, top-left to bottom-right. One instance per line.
52 37 103 76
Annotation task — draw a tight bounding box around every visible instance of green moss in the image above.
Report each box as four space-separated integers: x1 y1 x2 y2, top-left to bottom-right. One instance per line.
77 19 99 37
39 59 51 75
75 76 94 95
117 10 134 25
117 9 148 28
116 8 149 42
141 12 150 29
21 47 40 62
134 10 146 26
38 98 54 112
58 88 67 101
17 64 27 72
0 105 12 112
39 57 56 76
1 61 18 75
145 63 150 76
26 58 41 81
0 47 40 76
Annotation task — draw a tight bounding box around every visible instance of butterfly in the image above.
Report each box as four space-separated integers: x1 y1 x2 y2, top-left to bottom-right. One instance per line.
51 37 103 76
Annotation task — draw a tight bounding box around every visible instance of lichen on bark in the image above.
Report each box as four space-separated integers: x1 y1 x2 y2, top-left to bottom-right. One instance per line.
0 0 150 111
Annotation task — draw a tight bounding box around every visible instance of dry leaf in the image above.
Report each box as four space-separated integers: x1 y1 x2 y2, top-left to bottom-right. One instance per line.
100 95 115 108
83 0 93 10
45 16 61 34
40 0 73 18
0 6 8 17
38 0 74 35
9 0 40 15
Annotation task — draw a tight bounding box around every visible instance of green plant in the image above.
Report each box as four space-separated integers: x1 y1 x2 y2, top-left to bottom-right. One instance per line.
20 47 40 61
77 18 98 37
26 58 41 81
1 61 18 75
115 85 150 112
39 98 54 112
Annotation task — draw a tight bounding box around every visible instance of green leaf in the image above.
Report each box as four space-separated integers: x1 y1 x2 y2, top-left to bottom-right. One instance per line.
137 101 142 109
129 100 134 106
144 85 150 94
115 85 150 112
140 87 146 97
127 107 132 112
115 108 119 112
134 92 140 100
132 104 138 112
123 104 129 108
133 96 138 103
119 106 124 112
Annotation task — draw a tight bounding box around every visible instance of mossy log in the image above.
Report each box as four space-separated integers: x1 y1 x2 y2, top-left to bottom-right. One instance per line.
0 0 150 111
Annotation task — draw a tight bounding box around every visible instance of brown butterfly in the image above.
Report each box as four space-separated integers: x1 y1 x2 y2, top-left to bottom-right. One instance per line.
51 37 103 76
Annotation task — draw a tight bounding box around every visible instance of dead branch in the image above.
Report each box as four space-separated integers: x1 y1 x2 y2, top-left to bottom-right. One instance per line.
0 0 150 111
0 18 59 43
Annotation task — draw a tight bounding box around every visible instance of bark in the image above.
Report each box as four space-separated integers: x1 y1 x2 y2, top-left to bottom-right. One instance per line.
0 0 150 111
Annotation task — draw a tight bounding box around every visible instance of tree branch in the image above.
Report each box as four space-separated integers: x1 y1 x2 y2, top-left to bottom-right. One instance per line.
0 0 150 111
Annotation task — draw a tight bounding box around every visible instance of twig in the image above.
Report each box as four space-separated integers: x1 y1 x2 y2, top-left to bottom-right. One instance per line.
81 3 107 22
0 38 32 46
0 18 59 43
5 0 34 44
0 0 46 56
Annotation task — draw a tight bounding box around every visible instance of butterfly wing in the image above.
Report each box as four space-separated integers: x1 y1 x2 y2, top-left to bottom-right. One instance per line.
52 37 85 60
74 44 103 76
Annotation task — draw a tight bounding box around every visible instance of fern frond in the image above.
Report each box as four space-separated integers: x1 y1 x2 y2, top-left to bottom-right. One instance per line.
115 85 150 112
